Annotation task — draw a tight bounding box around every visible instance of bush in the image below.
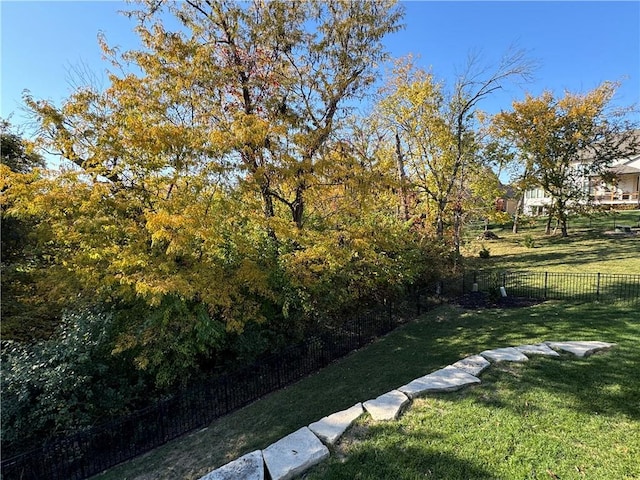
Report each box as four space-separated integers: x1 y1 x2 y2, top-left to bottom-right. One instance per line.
1 309 153 457
523 234 536 248
478 245 491 258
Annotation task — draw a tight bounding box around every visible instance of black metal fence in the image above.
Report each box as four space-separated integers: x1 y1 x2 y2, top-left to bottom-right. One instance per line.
3 271 639 480
1 289 437 480
462 271 640 304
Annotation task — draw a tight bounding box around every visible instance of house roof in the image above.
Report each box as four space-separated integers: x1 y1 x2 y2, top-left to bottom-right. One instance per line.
611 164 640 175
572 130 640 164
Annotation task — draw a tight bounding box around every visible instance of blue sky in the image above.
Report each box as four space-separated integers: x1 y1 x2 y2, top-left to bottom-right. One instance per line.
2 1 639 129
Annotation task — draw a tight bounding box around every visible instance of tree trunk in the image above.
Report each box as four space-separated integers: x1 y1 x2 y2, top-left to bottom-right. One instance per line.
512 194 524 234
555 198 568 237
545 208 553 235
559 213 568 237
258 177 278 241
291 186 304 229
395 133 410 221
452 203 462 265
436 212 445 238
260 183 275 219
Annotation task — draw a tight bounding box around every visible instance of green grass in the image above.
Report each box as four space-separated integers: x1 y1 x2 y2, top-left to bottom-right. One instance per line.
308 340 639 479
93 301 640 480
463 210 640 274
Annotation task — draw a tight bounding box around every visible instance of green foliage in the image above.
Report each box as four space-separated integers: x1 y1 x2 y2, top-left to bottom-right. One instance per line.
1 309 153 456
111 296 227 387
0 119 45 173
522 233 535 248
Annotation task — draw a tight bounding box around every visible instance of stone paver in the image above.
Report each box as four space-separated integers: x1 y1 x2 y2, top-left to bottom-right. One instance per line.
198 450 264 480
398 366 481 399
451 354 491 376
262 427 329 480
363 390 410 421
480 347 529 363
545 341 616 358
515 343 561 357
308 403 364 446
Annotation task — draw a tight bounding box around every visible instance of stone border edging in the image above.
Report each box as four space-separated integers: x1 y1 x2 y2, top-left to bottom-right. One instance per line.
198 340 616 480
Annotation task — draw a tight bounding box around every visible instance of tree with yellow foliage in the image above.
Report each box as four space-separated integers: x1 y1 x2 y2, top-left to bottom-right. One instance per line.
5 0 422 386
492 82 639 237
377 52 532 258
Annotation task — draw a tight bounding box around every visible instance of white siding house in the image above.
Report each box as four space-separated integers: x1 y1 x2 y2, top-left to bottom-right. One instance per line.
589 154 640 208
522 153 640 215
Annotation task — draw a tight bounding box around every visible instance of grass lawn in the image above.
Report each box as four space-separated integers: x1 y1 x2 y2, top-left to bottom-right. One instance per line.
462 210 640 274
93 301 640 480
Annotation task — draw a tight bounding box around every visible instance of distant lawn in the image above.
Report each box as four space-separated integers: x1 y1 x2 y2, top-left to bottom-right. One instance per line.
463 210 640 274
93 301 640 480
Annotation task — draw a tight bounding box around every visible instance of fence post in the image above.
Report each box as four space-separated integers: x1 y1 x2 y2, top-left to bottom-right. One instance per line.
544 272 548 299
596 272 601 298
159 401 167 443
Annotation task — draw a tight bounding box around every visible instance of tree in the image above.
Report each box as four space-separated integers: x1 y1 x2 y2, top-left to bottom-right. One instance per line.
0 120 57 341
1 119 45 173
483 135 536 233
1 119 46 263
492 82 640 237
378 52 532 258
10 0 409 385
104 0 401 230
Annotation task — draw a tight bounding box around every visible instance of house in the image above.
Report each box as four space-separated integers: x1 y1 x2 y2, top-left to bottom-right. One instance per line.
522 140 640 215
495 184 519 215
522 186 553 216
589 153 640 208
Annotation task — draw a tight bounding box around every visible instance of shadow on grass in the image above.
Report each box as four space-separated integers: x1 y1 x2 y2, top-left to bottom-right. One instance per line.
518 350 640 420
314 445 495 480
496 237 640 271
466 228 640 273
409 301 640 419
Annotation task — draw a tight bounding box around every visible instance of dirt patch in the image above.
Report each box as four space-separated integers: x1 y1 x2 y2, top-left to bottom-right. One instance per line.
455 292 545 310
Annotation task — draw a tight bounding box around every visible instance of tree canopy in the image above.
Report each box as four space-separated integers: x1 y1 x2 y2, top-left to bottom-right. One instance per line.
5 0 437 386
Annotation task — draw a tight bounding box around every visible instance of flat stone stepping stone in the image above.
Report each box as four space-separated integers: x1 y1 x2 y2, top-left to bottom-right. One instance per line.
480 347 529 363
545 341 616 358
308 403 364 446
199 450 264 480
451 354 491 376
515 343 560 357
263 427 329 480
363 390 409 421
398 366 481 399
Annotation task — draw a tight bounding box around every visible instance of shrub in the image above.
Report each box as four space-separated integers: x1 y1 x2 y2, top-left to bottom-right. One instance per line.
478 245 491 258
523 234 536 248
1 309 153 457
